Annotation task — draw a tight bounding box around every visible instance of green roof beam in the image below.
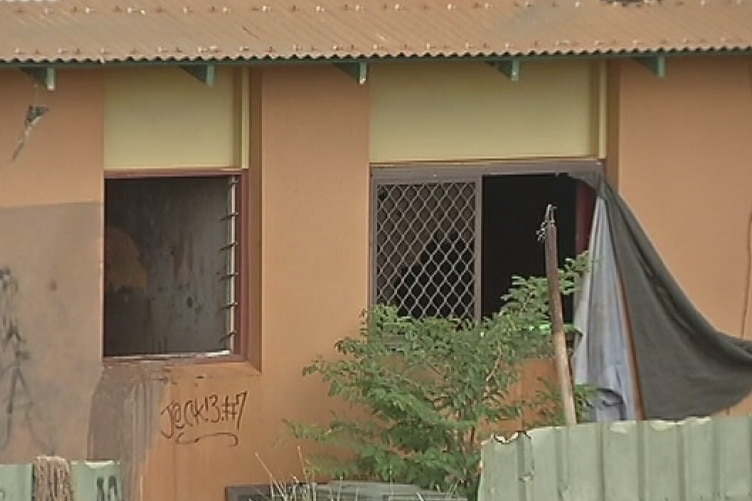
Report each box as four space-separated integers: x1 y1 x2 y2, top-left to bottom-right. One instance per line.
180 64 216 86
20 66 56 91
634 55 667 78
335 62 368 85
487 59 521 81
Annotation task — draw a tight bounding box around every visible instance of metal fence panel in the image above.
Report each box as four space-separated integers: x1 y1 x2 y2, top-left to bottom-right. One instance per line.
0 464 32 500
0 460 121 501
479 417 752 501
70 460 124 501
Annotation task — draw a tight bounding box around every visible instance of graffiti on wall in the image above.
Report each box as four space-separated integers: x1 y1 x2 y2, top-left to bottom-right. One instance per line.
160 390 247 446
0 267 54 453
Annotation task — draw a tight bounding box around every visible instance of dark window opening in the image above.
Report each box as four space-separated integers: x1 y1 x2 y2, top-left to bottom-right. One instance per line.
104 175 239 357
372 171 594 322
481 174 578 320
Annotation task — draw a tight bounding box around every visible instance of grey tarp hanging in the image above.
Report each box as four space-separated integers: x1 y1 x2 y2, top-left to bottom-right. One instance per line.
580 174 752 419
573 197 637 421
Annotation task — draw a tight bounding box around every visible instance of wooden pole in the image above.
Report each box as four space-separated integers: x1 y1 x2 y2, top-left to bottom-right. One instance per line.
540 204 578 426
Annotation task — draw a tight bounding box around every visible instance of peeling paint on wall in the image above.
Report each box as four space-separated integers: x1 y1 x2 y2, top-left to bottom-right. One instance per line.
11 105 49 162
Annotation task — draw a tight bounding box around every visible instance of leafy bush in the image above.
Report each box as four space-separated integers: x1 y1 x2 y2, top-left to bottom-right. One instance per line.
289 254 590 500
527 378 596 428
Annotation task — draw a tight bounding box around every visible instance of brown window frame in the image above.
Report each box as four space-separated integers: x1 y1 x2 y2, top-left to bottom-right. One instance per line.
102 168 254 366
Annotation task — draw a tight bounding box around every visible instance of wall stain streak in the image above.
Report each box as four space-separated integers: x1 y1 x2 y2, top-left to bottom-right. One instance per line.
0 267 55 454
88 363 167 501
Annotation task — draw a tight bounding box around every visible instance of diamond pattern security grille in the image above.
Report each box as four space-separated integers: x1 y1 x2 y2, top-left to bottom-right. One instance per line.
374 180 478 320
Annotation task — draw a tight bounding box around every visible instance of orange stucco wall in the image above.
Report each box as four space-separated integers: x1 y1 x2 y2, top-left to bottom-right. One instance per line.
608 56 752 413
0 69 103 459
0 70 103 207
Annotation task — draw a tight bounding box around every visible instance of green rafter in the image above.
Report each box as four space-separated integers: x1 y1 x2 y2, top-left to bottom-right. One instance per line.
487 59 521 81
180 64 216 86
634 55 667 78
334 62 368 85
20 66 56 91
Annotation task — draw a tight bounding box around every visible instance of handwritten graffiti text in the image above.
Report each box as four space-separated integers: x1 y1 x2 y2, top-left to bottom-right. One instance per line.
160 391 247 446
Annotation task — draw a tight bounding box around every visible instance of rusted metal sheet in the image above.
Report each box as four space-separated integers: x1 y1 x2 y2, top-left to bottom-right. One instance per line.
479 416 752 501
1 0 751 64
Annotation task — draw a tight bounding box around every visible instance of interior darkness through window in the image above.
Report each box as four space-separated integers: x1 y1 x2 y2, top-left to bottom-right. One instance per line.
481 174 578 320
374 172 585 323
103 175 237 357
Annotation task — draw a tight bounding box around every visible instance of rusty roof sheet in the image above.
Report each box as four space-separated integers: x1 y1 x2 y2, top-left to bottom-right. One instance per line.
1 0 751 64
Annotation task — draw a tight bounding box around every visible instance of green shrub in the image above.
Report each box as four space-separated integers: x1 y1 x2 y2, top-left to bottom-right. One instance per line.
289 254 591 500
526 378 596 428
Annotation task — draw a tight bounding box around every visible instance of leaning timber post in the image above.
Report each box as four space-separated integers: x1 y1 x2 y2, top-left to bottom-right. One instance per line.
540 204 578 426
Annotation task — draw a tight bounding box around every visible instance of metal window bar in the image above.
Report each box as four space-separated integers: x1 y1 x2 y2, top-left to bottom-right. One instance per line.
220 175 240 351
372 176 481 321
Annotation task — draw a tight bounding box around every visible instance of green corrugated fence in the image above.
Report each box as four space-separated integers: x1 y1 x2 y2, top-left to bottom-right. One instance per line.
0 460 122 501
478 416 752 501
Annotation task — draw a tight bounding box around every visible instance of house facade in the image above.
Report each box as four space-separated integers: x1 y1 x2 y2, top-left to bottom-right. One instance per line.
1 1 752 500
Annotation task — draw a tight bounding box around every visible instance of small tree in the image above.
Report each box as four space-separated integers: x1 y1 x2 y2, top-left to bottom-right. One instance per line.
289 255 590 500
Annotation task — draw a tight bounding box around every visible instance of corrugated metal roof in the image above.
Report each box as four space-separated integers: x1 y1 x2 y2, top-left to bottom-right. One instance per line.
479 416 752 501
1 0 752 65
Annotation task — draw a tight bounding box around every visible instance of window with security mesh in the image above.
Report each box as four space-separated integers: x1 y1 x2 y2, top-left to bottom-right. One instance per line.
372 170 591 322
373 180 479 320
